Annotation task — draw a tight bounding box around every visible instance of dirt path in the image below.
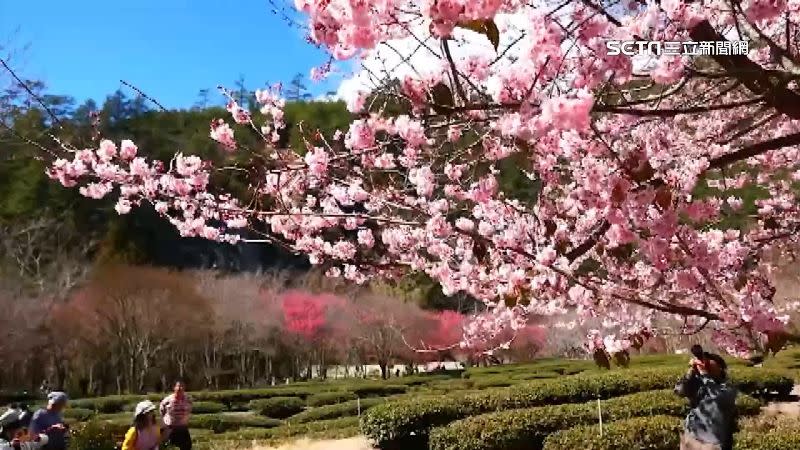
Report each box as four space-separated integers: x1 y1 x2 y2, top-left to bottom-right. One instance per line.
762 384 800 417
249 436 374 450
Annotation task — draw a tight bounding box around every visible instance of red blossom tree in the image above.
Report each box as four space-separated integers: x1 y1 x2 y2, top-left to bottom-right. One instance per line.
281 290 331 341
409 310 467 364
29 0 800 358
506 324 547 362
280 289 349 379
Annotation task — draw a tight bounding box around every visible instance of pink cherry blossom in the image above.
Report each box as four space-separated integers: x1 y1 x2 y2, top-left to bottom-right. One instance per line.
210 119 236 151
97 139 117 162
37 0 800 357
120 140 138 160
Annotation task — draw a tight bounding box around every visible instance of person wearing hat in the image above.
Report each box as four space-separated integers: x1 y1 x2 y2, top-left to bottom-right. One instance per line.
29 392 68 450
121 401 162 450
0 407 49 450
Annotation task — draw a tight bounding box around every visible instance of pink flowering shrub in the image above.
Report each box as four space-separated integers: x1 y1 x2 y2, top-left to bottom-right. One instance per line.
42 0 800 357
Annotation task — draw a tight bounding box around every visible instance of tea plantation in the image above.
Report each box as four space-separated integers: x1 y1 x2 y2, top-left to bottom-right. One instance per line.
59 353 800 450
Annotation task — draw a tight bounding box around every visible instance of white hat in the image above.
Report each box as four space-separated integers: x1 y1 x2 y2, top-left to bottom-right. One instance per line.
134 400 156 418
0 408 21 429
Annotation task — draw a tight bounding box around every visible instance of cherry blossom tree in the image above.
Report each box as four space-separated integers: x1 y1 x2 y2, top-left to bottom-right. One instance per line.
37 0 800 357
281 289 349 378
506 324 547 361
418 310 467 362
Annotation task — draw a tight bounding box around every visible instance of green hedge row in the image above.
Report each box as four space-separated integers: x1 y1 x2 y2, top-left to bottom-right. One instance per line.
291 397 386 423
362 368 683 448
192 387 322 404
429 390 761 450
194 416 361 443
738 413 800 433
248 396 305 419
394 374 462 386
362 367 787 450
190 414 282 433
734 432 800 450
464 359 593 378
191 401 226 414
543 416 800 450
350 384 408 397
117 400 226 414
70 394 162 414
86 411 283 433
542 415 682 450
69 421 129 450
62 407 96 421
306 391 358 407
68 379 413 414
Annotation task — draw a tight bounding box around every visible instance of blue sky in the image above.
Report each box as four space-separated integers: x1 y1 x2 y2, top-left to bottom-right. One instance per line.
1 0 346 109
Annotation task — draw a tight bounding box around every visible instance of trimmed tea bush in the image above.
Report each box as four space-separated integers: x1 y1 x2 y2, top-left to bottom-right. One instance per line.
729 370 795 397
544 416 800 450
70 420 129 450
191 401 226 414
72 394 163 413
63 407 96 421
738 414 800 433
431 391 760 450
71 395 137 414
362 368 685 449
735 432 800 450
191 386 326 405
362 367 787 449
306 391 358 407
249 396 305 419
291 397 386 423
395 374 458 386
191 414 282 433
197 417 362 443
93 412 134 427
350 384 407 397
542 415 682 450
430 391 681 450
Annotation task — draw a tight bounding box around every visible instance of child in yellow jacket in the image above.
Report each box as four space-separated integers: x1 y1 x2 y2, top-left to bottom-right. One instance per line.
121 401 162 450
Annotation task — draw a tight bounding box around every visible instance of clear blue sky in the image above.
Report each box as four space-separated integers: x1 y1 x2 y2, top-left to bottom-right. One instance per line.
1 0 345 109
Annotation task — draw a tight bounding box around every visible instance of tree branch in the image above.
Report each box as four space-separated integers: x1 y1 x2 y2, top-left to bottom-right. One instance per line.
689 20 800 120
708 131 800 169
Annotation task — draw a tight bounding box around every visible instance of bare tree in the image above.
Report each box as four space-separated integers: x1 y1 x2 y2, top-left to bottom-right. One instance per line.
0 211 95 296
72 265 212 392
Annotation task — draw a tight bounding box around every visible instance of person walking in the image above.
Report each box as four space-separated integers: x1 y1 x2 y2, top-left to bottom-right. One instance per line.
160 381 193 450
0 407 49 450
676 345 737 450
29 393 68 450
121 401 162 450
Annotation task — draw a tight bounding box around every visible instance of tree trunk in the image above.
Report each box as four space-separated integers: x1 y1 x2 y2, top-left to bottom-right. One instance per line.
379 362 388 380
88 364 94 397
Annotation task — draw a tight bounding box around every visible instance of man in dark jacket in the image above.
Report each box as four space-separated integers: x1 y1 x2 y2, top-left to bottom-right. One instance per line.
676 346 737 450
